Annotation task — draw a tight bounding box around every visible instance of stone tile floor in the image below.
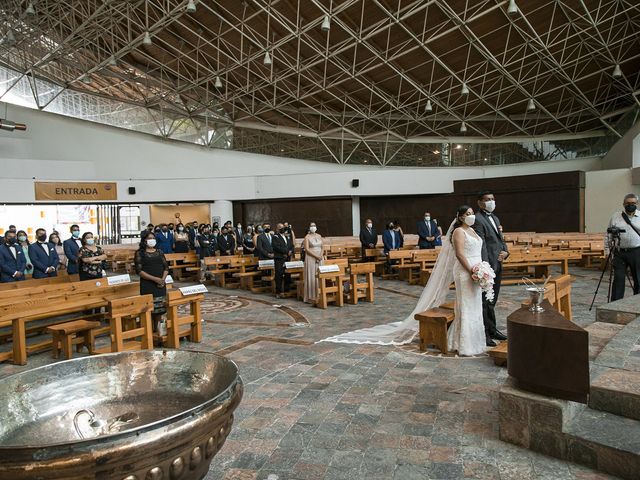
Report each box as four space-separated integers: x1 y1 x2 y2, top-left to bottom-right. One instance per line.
0 266 629 479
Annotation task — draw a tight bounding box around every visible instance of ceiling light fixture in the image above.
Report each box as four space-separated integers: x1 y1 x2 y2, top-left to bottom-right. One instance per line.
4 30 15 45
461 83 469 95
433 149 440 155
143 31 152 45
527 98 536 111
460 121 467 133
424 99 433 112
321 15 331 32
612 64 622 78
455 144 463 150
186 0 197 13
82 75 92 84
263 51 272 65
507 0 518 15
214 76 223 88
25 2 35 15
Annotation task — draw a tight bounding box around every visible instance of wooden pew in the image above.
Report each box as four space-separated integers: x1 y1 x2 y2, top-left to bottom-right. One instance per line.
316 260 348 309
93 295 154 354
364 248 387 276
203 256 242 288
165 252 200 280
161 289 204 348
232 256 262 291
0 272 79 291
347 262 375 305
388 250 417 281
0 282 140 364
414 305 455 354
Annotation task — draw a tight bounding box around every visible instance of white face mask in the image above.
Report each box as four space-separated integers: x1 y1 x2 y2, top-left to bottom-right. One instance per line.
483 200 496 213
366 223 373 228
424 216 431 222
147 239 157 248
86 238 95 246
464 215 476 226
178 227 184 232
309 226 317 233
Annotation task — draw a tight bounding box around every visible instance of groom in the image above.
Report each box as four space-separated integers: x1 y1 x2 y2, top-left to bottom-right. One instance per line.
473 191 509 347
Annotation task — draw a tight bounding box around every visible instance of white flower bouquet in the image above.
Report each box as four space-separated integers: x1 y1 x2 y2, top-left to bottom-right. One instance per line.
472 261 496 302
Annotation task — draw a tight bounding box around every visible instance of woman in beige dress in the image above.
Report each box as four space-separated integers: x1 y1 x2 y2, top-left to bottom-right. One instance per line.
303 222 324 304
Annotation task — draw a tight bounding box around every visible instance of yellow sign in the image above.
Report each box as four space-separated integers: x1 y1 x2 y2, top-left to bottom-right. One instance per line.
34 182 118 201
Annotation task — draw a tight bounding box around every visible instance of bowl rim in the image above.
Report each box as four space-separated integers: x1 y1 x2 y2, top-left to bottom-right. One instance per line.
0 349 242 451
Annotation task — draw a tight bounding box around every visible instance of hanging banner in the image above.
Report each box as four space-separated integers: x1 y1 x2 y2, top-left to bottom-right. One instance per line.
35 182 117 201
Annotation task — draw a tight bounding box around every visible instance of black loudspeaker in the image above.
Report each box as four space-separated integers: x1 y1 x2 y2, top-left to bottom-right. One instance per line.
351 179 360 188
128 187 136 195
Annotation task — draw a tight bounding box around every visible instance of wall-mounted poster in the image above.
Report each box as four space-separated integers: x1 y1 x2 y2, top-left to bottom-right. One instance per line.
57 205 92 224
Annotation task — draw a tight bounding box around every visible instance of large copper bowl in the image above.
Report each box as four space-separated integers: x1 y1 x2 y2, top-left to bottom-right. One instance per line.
0 350 243 480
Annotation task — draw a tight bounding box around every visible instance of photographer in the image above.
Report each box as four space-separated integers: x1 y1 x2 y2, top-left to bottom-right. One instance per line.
607 193 640 301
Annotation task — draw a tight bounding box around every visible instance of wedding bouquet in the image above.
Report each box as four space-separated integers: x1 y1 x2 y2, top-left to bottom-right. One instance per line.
471 261 496 302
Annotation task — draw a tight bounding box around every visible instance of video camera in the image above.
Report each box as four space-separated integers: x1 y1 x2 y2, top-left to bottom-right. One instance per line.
607 226 626 237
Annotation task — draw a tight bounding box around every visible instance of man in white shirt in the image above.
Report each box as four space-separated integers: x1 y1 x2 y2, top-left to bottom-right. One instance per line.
607 193 640 301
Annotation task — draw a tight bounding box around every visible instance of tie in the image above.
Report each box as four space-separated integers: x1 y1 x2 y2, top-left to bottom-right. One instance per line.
41 242 49 256
427 221 431 236
267 234 271 245
486 213 498 233
391 232 395 250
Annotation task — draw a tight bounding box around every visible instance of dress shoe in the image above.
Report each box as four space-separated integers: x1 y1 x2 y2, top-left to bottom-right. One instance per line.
492 330 507 341
486 337 497 347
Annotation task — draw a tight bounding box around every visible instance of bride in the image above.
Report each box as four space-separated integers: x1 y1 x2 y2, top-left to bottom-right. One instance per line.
319 205 487 356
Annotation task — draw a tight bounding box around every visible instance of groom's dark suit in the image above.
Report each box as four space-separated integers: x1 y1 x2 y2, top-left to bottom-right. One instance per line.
473 209 509 337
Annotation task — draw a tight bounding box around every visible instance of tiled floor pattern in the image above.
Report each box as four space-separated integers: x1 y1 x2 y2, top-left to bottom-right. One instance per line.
0 266 628 479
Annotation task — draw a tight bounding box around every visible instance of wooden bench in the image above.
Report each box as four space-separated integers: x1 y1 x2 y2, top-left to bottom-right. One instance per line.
203 256 243 288
47 319 101 359
0 272 79 291
364 248 386 276
414 306 455 354
347 262 375 305
165 252 200 280
317 262 347 309
94 295 154 354
159 289 204 348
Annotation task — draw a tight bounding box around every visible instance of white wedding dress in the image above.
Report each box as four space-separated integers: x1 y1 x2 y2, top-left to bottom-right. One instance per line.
318 220 487 356
447 227 486 356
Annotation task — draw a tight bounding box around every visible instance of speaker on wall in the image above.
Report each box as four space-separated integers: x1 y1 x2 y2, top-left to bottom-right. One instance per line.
128 187 136 195
351 179 360 188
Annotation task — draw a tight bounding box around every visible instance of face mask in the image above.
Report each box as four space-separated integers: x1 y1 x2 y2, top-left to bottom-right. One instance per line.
162 228 168 232
625 204 637 214
309 226 317 233
264 228 271 233
178 227 184 232
72 230 80 238
367 223 373 228
6 237 16 245
257 227 264 233
483 200 496 213
37 234 46 242
279 228 286 234
464 215 476 226
147 239 157 248
18 235 26 242
86 238 95 246
424 216 431 222
237 224 242 229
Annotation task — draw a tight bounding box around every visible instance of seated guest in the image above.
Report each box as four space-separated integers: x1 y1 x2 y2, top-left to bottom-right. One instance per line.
359 219 377 260
242 226 256 255
29 228 59 279
0 230 26 282
155 224 174 254
218 226 236 256
135 232 169 333
256 224 274 260
174 223 190 253
17 230 33 276
63 225 82 275
78 232 107 281
417 211 439 249
49 232 66 271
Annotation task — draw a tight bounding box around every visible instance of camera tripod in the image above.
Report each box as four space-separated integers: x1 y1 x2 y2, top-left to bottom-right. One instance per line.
589 234 633 310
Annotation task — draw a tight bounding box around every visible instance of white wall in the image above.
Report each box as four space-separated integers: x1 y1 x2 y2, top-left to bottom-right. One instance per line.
585 169 640 232
0 102 605 206
601 118 640 169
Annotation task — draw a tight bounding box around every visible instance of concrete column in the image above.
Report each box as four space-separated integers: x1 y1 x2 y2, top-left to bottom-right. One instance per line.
210 200 234 226
352 196 361 236
138 204 151 227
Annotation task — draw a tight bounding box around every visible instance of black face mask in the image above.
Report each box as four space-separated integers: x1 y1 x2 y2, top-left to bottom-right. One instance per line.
278 228 286 234
37 234 47 242
625 204 637 214
5 237 16 245
264 228 271 233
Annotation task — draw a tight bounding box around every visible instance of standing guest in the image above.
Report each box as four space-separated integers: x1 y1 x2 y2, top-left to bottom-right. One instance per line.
0 229 26 282
141 223 154 239
78 232 107 281
473 191 509 346
197 225 215 259
63 225 82 275
383 222 401 273
168 222 175 234
359 219 378 260
155 224 174 254
218 227 236 256
417 211 439 249
49 232 66 271
234 222 244 244
17 230 33 276
608 193 640 301
272 223 294 298
7 225 17 234
29 228 59 279
283 222 297 245
174 223 190 253
393 220 405 248
242 226 256 255
303 222 324 304
434 219 444 246
134 232 169 333
253 224 263 250
188 221 199 252
256 224 274 260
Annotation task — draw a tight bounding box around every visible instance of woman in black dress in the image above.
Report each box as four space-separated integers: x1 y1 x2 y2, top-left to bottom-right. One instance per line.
174 223 190 253
134 231 169 333
242 226 255 255
78 232 108 281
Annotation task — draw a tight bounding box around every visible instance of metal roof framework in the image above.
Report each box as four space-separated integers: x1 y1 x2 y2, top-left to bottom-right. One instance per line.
0 0 639 166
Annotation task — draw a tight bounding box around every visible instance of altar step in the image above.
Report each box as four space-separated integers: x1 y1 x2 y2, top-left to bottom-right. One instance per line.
590 368 640 421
